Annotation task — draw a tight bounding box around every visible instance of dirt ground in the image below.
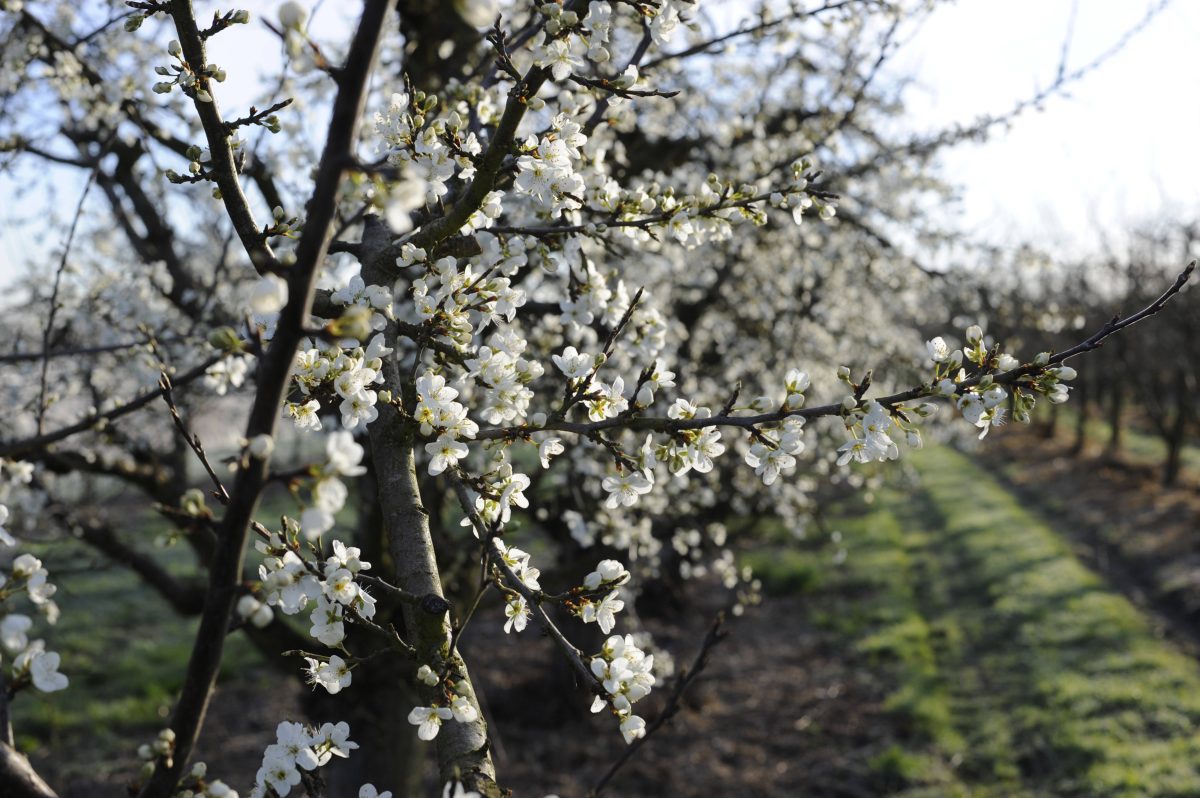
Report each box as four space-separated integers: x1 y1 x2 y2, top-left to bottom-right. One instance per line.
472 589 898 798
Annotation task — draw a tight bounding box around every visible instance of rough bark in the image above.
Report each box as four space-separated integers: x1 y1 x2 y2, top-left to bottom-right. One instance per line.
0 743 58 798
360 217 499 795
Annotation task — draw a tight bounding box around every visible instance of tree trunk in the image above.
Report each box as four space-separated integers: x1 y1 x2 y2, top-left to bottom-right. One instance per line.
1071 377 1089 455
1105 382 1124 457
1041 401 1059 439
317 658 428 798
322 452 427 798
1162 371 1188 487
360 217 500 795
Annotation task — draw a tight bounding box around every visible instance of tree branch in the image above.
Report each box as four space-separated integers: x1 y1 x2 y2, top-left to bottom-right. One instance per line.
138 2 392 794
0 353 225 459
590 613 728 797
475 263 1194 441
166 0 281 274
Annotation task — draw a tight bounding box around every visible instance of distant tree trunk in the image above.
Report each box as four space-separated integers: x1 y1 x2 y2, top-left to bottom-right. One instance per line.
1041 402 1059 439
1105 382 1124 457
1162 371 1188 487
1071 377 1089 455
319 659 427 798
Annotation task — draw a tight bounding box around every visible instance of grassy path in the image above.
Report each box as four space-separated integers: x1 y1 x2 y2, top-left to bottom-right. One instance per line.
821 445 1200 797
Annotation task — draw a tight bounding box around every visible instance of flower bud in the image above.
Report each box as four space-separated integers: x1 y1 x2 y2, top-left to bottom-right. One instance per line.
278 1 307 30
328 306 373 341
246 434 275 459
208 326 243 352
1051 365 1077 381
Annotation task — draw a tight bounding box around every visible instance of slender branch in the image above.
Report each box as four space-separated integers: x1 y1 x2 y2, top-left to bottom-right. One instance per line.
439 581 493 682
449 478 600 691
36 137 112 433
356 573 422 607
407 60 551 250
475 263 1194 441
640 0 868 71
485 188 822 239
0 338 166 365
582 26 654 136
223 98 293 134
0 668 11 747
137 2 391 795
0 742 58 798
167 0 280 274
158 372 230 505
0 353 225 459
590 613 728 797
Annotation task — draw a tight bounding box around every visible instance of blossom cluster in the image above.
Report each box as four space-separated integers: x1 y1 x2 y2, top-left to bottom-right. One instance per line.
247 720 358 798
416 371 480 475
497 540 541 634
574 558 630 634
257 535 376 650
589 634 657 744
375 89 483 210
1 496 67 695
285 330 394 433
927 325 1077 439
514 115 588 216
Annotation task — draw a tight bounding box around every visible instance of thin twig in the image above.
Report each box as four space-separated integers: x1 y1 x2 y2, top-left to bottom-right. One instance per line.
475 263 1194 441
36 136 114 433
158 371 230 505
449 477 602 691
0 353 225 459
591 613 729 797
0 337 172 365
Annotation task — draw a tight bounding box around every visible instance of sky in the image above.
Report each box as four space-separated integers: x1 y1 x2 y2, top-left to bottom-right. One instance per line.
889 0 1200 258
2 0 1198 283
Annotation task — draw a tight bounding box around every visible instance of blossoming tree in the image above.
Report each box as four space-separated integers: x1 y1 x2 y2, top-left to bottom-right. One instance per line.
0 1 1191 797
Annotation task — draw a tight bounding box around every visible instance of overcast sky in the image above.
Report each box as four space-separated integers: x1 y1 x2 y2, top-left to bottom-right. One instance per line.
2 0 1197 284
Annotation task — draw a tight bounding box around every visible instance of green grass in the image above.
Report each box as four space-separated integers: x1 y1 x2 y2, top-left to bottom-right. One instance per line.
762 444 1200 796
